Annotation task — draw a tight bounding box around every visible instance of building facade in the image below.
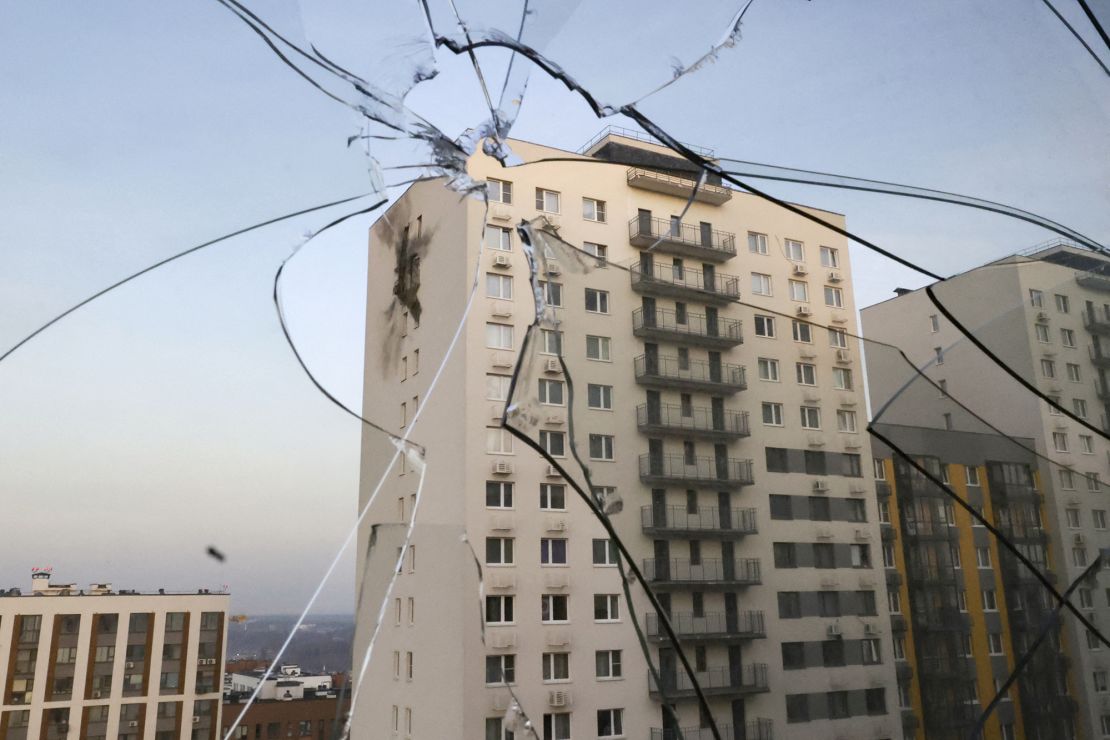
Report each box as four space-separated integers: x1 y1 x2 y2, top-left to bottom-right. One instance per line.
862 242 1110 739
355 128 899 739
0 571 228 740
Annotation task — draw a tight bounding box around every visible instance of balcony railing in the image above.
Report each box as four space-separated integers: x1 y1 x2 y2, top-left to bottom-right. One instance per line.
901 519 956 539
636 404 750 440
1089 345 1110 368
629 216 737 262
642 505 758 537
650 719 773 740
634 354 747 394
1083 311 1110 335
875 480 891 498
639 454 755 489
1076 269 1110 293
630 261 740 303
645 610 765 641
643 558 762 587
626 167 733 206
648 664 769 698
633 307 743 348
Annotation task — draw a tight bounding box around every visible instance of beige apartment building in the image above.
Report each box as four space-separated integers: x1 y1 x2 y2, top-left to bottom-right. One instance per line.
0 571 228 740
862 241 1110 740
356 128 899 739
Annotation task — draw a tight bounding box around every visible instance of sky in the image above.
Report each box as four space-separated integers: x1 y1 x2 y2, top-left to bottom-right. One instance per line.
0 0 1106 615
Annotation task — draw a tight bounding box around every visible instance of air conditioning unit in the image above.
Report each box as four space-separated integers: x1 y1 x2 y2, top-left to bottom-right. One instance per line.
490 514 514 531
545 414 565 426
855 529 871 541
544 358 562 374
813 479 829 492
128 721 139 728
490 631 517 649
817 527 834 540
492 253 512 268
835 349 852 364
545 517 569 532
796 304 813 317
491 301 513 318
827 624 842 638
828 270 843 283
1036 311 1049 323
1075 533 1087 545
545 465 562 478
491 461 514 475
546 262 562 276
491 352 514 369
489 204 512 222
548 690 571 708
545 630 570 647
792 263 808 276
864 623 880 636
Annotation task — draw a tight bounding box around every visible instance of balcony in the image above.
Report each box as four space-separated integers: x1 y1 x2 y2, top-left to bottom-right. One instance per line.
645 610 765 642
629 216 737 262
636 404 750 441
630 261 740 304
1084 311 1110 336
648 664 769 699
1076 269 1110 293
643 558 761 589
901 520 956 540
642 505 758 538
639 454 755 489
890 614 907 632
650 719 773 740
875 481 891 498
880 524 896 542
627 167 733 206
633 307 743 348
1090 345 1110 368
634 354 747 394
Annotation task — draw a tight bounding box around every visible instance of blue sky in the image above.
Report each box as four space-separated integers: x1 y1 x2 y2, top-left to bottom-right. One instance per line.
0 0 1106 613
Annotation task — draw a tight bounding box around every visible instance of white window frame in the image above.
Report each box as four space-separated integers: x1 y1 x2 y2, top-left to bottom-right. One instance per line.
486 322 514 350
582 197 606 223
824 285 844 308
758 357 780 382
586 335 612 361
751 272 773 296
536 188 561 214
585 288 610 314
587 384 613 410
762 402 784 427
800 406 821 430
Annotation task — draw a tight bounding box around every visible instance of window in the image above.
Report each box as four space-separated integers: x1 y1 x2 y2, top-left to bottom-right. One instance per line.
782 642 805 670
486 481 514 508
1030 289 1044 307
828 691 850 719
486 323 513 349
821 246 840 267
540 280 563 307
584 288 609 314
966 466 980 486
1048 394 1063 414
986 632 1004 656
1097 671 1110 693
1053 432 1069 452
1067 363 1082 382
754 315 776 337
778 591 801 618
1090 472 1103 491
888 590 902 614
540 538 567 566
766 447 789 472
485 273 513 299
792 320 812 343
540 484 566 510
486 428 513 454
893 636 906 661
824 285 844 308
1041 358 1056 378
882 544 895 567
762 402 784 426
485 595 514 624
982 589 998 611
488 178 512 204
1095 510 1107 530
934 346 944 365
587 384 613 410
583 241 608 264
848 499 866 522
833 367 853 390
1056 294 1071 313
850 544 871 568
774 542 798 568
845 453 863 477
542 652 569 681
874 459 886 479
796 362 816 385
597 709 623 738
814 543 835 568
541 594 569 623
785 238 805 261
538 378 565 405
758 357 780 381
589 434 615 460
1035 323 1050 342
810 496 831 521
748 231 768 254
1081 435 1095 453
540 430 566 457
1060 468 1076 489
786 695 809 723
593 539 618 566
829 327 848 348
1066 508 1081 528
1074 547 1089 567
751 272 773 296
861 638 881 664
540 329 563 355
485 655 516 684
594 594 620 621
543 713 571 740
586 335 611 361
1062 328 1076 347
789 280 809 302
865 688 886 715
535 188 560 213
580 196 607 222
800 406 821 429
485 225 512 251
596 650 622 678
929 314 940 332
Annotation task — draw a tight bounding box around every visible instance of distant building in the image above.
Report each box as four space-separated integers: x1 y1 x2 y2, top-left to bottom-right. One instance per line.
0 570 228 740
222 667 348 740
227 664 335 701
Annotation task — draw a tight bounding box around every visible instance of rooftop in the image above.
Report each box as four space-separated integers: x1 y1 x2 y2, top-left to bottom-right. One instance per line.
0 570 228 598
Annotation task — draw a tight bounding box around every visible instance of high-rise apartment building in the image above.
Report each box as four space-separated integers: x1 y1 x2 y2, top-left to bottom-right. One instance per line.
863 242 1110 739
0 570 228 740
356 128 898 739
871 424 1069 740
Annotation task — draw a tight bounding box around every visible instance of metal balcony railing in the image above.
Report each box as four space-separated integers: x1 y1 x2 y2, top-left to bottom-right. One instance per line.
901 519 956 539
649 719 773 740
645 610 765 641
627 167 733 205
642 505 757 537
636 404 750 439
630 261 740 302
634 354 747 393
1083 310 1110 335
643 558 762 587
648 664 769 698
633 307 743 347
639 454 755 489
629 216 737 261
1089 345 1110 367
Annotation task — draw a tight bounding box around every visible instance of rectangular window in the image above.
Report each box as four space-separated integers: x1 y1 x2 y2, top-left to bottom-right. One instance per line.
589 434 615 461
488 178 512 204
485 595 514 624
751 272 773 296
582 197 606 222
535 188 560 213
824 285 844 308
782 642 805 670
829 328 848 348
485 655 516 684
773 542 798 568
837 409 858 433
541 595 569 623
587 384 613 410
1030 289 1044 307
833 367 853 390
748 232 768 254
1094 510 1107 530
930 314 940 332
778 591 801 618
1056 294 1070 313
1061 469 1076 489
486 323 513 349
789 280 809 302
540 538 568 565
1041 358 1056 378
542 653 570 681
762 402 784 426
976 547 992 568
1062 328 1076 347
820 246 839 267
592 539 618 566
988 633 1004 655
966 466 980 486
786 695 809 723
1067 363 1082 382
486 481 513 508
594 594 620 622
485 225 512 251
538 378 565 405
540 430 566 457
597 709 623 738
792 320 812 343
540 280 563 307
583 241 608 264
595 650 622 678
1053 432 1069 452
754 315 776 337
800 406 821 429
758 357 779 381
1035 323 1050 343
828 691 850 719
785 239 805 261
850 543 871 568
584 288 609 314
1074 547 1089 567
982 589 997 611
540 329 563 355
486 273 513 299
1081 435 1095 453
795 362 816 385
543 713 571 740
486 428 513 454
586 335 611 361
